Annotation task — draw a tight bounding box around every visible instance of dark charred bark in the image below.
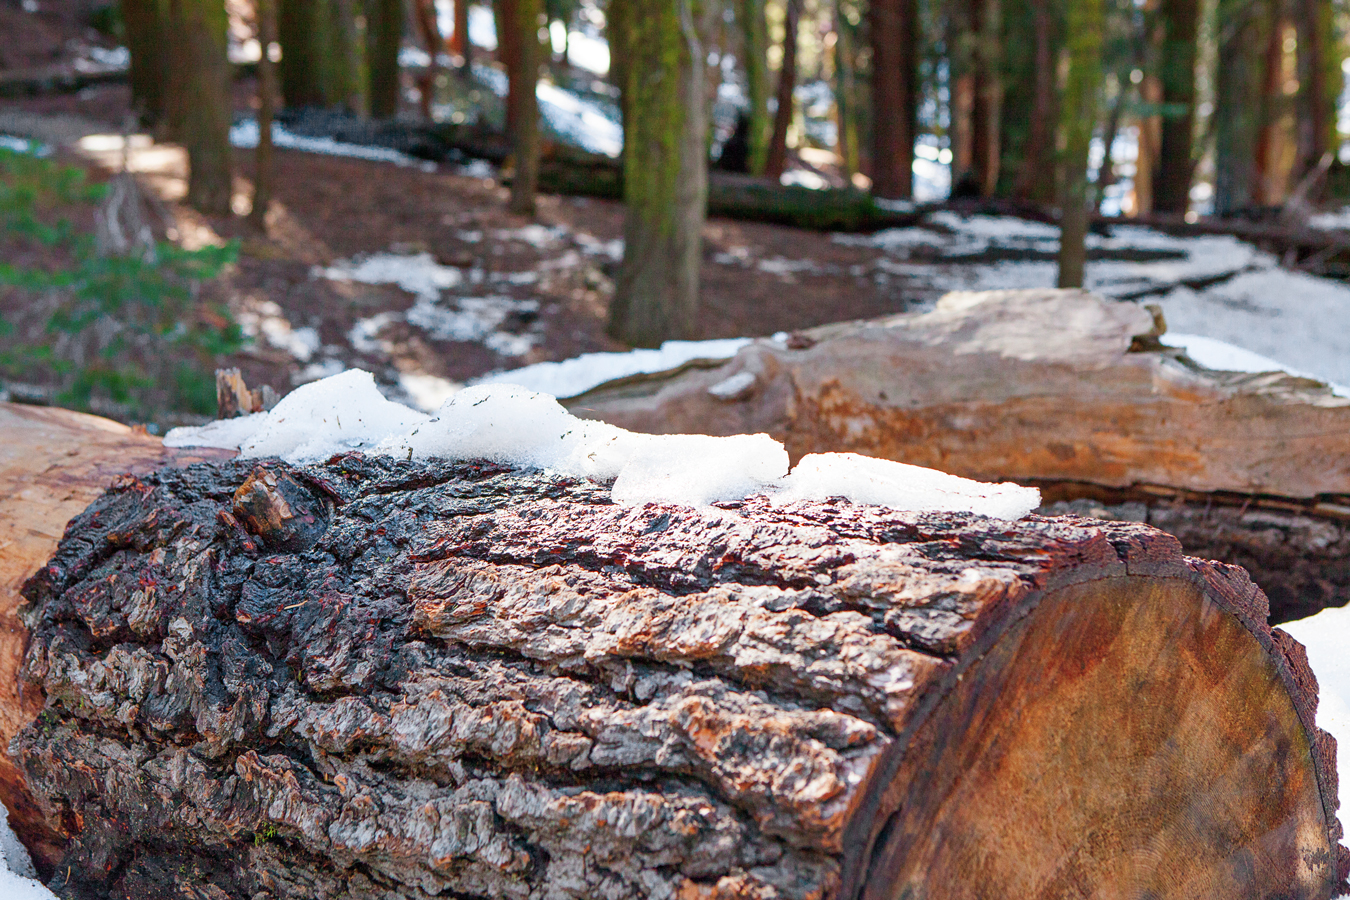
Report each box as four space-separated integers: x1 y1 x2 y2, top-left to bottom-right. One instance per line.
9 453 1348 899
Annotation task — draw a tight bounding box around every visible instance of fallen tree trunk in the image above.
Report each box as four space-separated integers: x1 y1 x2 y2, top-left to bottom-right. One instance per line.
566 289 1350 620
3 436 1347 897
0 403 231 868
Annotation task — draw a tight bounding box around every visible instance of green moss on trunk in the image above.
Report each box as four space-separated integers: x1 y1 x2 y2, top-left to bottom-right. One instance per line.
169 0 233 215
1055 0 1102 289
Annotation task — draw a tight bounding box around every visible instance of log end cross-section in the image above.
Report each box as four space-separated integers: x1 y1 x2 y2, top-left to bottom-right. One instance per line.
8 454 1348 900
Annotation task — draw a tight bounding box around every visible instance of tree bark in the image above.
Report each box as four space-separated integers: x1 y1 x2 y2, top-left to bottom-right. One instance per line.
5 438 1347 898
328 0 365 114
1056 0 1103 288
833 0 859 179
969 0 1000 197
249 0 279 230
507 0 542 215
869 0 918 199
121 0 169 126
1214 0 1272 215
1294 0 1339 195
453 0 473 66
739 0 771 175
365 0 404 118
607 0 709 346
411 0 446 119
1254 0 1286 206
764 0 800 182
1154 0 1199 213
1006 0 1056 203
167 0 234 215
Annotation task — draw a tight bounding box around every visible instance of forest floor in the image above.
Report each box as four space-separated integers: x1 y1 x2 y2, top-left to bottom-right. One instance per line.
3 12 1350 424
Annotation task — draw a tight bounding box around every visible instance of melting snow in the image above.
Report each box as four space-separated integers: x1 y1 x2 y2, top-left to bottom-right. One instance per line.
230 120 436 171
474 338 753 399
1279 608 1350 833
0 802 51 899
1162 333 1350 397
165 371 1041 517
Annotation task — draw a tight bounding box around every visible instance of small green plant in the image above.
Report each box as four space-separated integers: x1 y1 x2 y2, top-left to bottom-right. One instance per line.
253 823 279 846
0 147 246 421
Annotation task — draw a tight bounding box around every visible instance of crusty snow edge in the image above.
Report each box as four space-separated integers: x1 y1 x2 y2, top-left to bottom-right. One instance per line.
165 369 1041 518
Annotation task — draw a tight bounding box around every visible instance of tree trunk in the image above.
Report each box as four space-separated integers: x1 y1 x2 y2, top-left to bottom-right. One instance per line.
1134 72 1162 214
739 0 771 175
327 0 365 114
1294 0 1339 195
3 420 1346 898
278 0 326 106
1006 0 1055 203
1254 1 1286 206
497 0 520 130
411 0 445 119
969 0 1000 197
833 0 859 179
1154 0 1199 213
507 0 542 215
1214 0 1272 215
1056 0 1103 288
365 0 404 118
121 0 169 125
167 0 233 215
607 0 708 347
453 0 473 67
249 0 279 230
869 0 918 199
764 0 800 181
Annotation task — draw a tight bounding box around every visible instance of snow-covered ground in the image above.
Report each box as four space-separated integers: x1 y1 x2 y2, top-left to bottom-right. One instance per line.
0 803 53 898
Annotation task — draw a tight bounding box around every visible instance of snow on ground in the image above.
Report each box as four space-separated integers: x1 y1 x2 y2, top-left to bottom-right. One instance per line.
1161 333 1350 397
475 337 755 398
1278 608 1350 837
229 120 437 171
0 803 54 899
320 251 542 372
165 371 1041 516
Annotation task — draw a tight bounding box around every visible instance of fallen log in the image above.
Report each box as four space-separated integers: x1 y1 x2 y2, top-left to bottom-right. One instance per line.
0 403 231 869
565 288 1350 620
1 427 1346 897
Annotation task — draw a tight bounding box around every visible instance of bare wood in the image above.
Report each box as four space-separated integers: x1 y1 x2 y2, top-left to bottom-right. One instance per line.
0 402 230 866
568 289 1350 501
7 451 1347 897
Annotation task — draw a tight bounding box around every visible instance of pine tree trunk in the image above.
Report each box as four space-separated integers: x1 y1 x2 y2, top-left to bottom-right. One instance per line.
278 0 326 106
249 0 278 230
1056 0 1103 288
1154 0 1199 213
168 0 233 215
969 0 1001 196
327 0 365 114
834 0 859 178
1214 0 1271 214
608 0 708 346
411 0 444 119
1254 1 1285 207
739 0 771 175
1294 0 1339 193
1133 73 1161 214
764 0 800 181
507 0 542 215
121 0 169 125
869 0 918 199
365 0 404 117
453 0 473 66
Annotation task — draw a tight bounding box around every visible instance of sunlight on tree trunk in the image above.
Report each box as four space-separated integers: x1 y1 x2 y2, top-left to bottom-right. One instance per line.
168 0 233 215
608 0 708 347
507 0 542 215
1056 0 1103 289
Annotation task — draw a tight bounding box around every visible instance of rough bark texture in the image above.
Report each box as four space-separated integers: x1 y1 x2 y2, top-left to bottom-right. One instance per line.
121 0 169 125
607 0 708 346
10 451 1348 899
968 0 1000 198
1214 0 1270 214
0 403 231 873
507 0 542 216
739 0 771 175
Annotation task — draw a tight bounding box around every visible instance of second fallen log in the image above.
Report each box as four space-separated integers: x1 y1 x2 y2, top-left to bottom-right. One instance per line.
9 452 1347 899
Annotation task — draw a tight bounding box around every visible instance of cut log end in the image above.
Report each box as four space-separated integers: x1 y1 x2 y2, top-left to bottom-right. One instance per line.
3 450 1347 900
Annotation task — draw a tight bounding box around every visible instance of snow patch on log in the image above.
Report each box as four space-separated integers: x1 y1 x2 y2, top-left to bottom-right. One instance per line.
0 804 52 899
166 373 1041 518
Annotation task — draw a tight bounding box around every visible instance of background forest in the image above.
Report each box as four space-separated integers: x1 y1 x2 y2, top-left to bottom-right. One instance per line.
1 0 1349 425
